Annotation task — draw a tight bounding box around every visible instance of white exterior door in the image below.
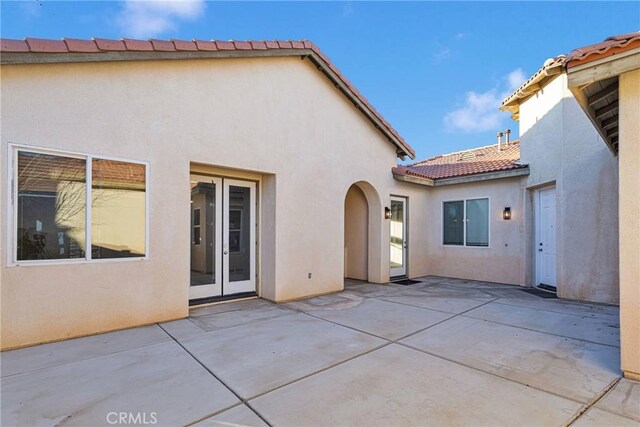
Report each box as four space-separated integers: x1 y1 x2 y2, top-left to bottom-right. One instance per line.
189 177 256 301
390 196 407 278
223 179 256 295
536 187 557 288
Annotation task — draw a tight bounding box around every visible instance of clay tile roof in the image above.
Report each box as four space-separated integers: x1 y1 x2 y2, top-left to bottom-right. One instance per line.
566 32 640 68
0 37 414 159
394 141 526 181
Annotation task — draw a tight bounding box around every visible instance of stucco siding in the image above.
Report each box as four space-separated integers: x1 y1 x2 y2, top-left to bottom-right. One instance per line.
421 177 526 285
518 73 619 304
0 56 409 348
619 68 640 379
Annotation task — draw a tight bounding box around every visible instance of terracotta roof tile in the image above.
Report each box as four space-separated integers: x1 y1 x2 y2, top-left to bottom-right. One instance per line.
1 39 29 52
249 41 268 50
94 38 126 51
193 39 217 51
64 38 100 53
26 38 67 53
566 32 640 68
0 36 415 159
149 39 176 52
395 141 525 180
123 38 153 51
171 39 197 51
232 41 252 50
214 40 235 50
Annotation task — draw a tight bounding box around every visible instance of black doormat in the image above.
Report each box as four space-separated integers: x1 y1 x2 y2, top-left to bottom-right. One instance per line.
392 279 421 286
520 288 557 299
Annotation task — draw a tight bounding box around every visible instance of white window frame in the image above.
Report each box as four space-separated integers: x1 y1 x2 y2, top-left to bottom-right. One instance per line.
7 143 150 266
441 197 490 248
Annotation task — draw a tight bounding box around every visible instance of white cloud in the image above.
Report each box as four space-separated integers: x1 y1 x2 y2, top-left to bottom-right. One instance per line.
443 68 527 133
117 0 205 38
433 47 451 63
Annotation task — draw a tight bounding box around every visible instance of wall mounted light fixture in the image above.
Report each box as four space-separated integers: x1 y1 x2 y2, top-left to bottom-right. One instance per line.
503 207 512 220
385 207 392 220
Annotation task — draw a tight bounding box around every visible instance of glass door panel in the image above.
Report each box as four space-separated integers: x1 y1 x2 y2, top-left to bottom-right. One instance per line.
390 197 407 278
223 179 256 295
189 176 222 300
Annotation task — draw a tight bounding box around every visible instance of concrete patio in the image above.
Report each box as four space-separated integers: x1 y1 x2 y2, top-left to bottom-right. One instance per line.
2 277 638 426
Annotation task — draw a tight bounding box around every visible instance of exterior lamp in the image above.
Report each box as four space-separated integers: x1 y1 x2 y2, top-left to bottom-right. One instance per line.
503 207 512 220
384 207 392 220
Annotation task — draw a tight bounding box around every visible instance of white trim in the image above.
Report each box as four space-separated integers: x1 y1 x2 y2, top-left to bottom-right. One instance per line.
389 195 407 278
7 143 149 266
441 197 491 248
534 186 557 289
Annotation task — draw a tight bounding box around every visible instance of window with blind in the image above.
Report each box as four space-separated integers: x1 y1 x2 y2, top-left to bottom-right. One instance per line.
13 147 147 263
443 198 489 247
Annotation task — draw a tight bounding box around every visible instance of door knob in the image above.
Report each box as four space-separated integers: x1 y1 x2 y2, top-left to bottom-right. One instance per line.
538 248 543 252
223 250 229 255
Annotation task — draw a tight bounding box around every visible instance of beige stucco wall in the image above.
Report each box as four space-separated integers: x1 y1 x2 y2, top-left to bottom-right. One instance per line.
1 56 437 349
519 74 619 303
618 68 640 380
419 177 526 285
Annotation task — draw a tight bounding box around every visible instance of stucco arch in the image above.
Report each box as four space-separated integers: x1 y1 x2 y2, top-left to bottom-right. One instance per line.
343 181 386 284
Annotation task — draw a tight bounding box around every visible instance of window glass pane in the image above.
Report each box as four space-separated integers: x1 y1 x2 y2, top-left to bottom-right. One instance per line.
390 200 404 269
190 180 217 286
228 186 251 282
91 159 146 258
17 151 86 260
443 201 464 245
466 198 489 246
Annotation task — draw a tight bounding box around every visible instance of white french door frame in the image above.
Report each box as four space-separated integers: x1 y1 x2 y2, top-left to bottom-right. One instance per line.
223 179 256 295
390 196 407 278
189 175 223 300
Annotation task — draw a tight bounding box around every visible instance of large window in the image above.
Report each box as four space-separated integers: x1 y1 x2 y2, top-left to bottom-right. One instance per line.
443 198 489 247
12 147 147 263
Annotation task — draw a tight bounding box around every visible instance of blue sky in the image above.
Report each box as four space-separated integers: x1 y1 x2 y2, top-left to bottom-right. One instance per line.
2 1 638 161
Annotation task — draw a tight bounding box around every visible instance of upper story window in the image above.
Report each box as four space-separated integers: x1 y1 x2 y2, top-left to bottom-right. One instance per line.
443 198 489 247
12 146 147 264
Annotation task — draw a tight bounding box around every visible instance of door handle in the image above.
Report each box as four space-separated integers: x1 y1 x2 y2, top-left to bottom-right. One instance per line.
538 248 543 252
223 250 229 255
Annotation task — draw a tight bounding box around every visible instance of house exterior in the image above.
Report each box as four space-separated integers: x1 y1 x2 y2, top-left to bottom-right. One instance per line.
1 37 428 349
1 34 638 382
393 140 529 285
501 55 620 304
561 32 640 381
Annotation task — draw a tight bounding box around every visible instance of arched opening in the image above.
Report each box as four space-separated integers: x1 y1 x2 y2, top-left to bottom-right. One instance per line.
343 181 384 283
344 184 369 280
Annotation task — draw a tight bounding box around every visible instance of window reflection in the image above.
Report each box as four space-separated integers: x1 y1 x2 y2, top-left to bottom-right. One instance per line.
91 159 146 258
17 151 86 260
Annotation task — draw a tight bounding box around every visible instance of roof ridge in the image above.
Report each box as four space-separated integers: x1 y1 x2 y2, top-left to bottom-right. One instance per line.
410 140 520 166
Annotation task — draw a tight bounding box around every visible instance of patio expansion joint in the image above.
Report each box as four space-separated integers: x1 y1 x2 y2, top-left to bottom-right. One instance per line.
156 323 274 427
373 293 499 317
565 377 624 426
459 312 621 348
0 336 173 380
491 298 621 320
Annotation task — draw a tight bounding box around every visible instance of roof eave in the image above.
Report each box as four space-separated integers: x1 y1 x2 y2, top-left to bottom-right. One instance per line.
393 166 529 187
0 42 415 160
500 62 565 120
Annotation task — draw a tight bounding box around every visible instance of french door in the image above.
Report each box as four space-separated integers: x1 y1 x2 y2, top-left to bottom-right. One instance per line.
390 196 407 278
189 175 256 300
